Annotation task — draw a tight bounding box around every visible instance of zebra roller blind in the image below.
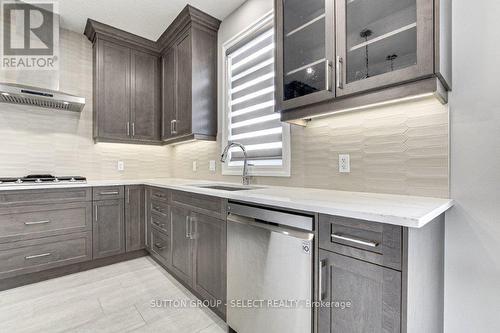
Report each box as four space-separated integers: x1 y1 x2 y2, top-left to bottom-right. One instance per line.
226 23 285 167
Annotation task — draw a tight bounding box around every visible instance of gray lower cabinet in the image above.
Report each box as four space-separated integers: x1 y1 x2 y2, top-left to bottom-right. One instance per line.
0 232 92 280
192 211 227 316
170 205 193 285
93 199 125 259
318 213 445 333
125 186 145 252
318 250 401 333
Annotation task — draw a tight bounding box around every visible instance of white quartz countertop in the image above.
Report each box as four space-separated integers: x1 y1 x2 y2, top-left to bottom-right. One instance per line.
0 178 454 228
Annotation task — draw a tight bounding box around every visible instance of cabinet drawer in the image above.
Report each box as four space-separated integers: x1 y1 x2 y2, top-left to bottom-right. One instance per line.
93 186 125 200
171 190 225 218
0 202 92 243
319 214 402 271
150 187 169 202
150 212 169 234
0 188 91 206
0 232 92 279
150 227 170 266
150 199 169 217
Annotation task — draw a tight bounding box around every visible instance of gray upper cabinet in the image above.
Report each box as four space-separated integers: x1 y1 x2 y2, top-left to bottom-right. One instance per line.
130 50 161 142
125 186 145 252
276 0 335 111
85 20 162 145
335 0 433 97
158 6 220 145
85 6 219 146
275 0 452 122
318 250 401 333
95 40 131 141
93 199 125 259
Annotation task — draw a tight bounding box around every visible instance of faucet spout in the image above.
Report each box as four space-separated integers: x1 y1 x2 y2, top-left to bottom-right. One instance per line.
221 142 251 185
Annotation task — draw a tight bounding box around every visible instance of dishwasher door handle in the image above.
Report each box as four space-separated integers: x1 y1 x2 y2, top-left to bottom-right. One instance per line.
227 212 313 241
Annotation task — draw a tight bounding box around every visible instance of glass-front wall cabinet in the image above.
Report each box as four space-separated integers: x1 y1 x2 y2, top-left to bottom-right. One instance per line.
335 0 433 96
277 0 334 110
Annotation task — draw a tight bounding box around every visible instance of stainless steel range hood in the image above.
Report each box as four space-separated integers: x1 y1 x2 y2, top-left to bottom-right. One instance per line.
0 83 85 112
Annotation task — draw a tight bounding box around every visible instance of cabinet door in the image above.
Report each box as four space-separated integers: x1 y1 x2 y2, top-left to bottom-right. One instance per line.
174 32 192 137
161 48 176 140
277 0 335 111
93 200 125 259
170 205 193 285
130 50 161 142
96 40 131 140
318 250 401 333
335 0 433 96
125 186 145 252
192 211 226 316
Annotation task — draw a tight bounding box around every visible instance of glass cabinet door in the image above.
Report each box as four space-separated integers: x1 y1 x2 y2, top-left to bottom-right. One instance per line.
277 0 334 111
335 0 434 96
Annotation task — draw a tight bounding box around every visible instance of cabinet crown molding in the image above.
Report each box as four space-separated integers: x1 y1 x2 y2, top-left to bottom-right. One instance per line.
84 5 220 55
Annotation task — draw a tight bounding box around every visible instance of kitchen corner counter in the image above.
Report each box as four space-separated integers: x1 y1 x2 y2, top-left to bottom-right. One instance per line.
0 178 454 228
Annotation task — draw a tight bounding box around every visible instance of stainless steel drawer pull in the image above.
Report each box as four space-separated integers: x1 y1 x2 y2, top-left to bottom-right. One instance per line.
153 206 164 212
24 220 50 226
25 253 51 260
331 233 379 247
154 193 165 198
100 191 119 195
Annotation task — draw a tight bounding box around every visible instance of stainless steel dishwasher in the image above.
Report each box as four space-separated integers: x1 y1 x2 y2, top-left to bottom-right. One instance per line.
226 202 314 333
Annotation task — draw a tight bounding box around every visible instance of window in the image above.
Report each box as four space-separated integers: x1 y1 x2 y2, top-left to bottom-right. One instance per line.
222 12 290 177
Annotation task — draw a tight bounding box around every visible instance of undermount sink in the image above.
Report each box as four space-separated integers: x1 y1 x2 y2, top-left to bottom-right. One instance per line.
190 184 262 191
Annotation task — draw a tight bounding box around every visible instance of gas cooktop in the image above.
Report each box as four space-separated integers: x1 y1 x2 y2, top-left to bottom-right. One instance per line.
0 174 87 186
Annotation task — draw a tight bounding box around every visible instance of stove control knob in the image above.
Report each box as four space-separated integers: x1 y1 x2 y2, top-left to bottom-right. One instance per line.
16 179 23 184
35 179 42 183
70 177 76 182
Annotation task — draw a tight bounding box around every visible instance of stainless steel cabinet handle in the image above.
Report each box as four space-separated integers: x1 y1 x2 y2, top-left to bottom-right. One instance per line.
153 193 165 198
185 216 190 238
171 120 177 135
127 188 130 204
132 122 135 136
331 233 379 248
95 205 98 221
25 220 50 226
319 259 327 301
336 56 343 89
127 122 130 136
326 60 332 92
100 191 119 195
189 216 195 240
25 253 51 260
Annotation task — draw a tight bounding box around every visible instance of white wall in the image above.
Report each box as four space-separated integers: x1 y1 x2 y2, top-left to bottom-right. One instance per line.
445 0 500 331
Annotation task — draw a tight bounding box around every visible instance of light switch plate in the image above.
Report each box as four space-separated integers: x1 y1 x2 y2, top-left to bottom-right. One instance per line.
209 160 216 172
192 161 197 172
339 154 350 173
117 161 124 171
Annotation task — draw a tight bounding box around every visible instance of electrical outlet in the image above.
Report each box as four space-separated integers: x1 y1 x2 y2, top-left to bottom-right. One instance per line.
192 161 197 172
339 154 350 173
117 161 124 171
209 160 216 172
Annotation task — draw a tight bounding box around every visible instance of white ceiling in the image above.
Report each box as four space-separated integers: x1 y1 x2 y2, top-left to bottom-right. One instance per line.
58 0 247 41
